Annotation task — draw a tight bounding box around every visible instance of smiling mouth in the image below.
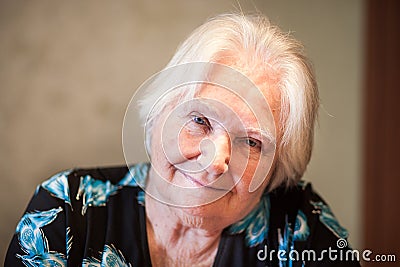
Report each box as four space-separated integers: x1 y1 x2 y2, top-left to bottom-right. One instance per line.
179 171 229 192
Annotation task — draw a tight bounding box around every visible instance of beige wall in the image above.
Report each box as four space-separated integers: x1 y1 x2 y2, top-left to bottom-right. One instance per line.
0 0 364 262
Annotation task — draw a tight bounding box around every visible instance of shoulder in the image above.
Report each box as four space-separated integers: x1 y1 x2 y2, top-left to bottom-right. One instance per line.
269 181 360 265
269 181 350 242
293 181 349 241
220 181 359 266
5 163 149 267
39 163 149 214
270 181 348 239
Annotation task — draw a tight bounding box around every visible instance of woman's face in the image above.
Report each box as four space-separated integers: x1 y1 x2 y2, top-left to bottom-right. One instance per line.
147 71 279 229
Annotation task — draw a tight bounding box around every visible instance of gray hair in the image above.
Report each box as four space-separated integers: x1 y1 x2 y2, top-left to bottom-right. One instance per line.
139 13 319 191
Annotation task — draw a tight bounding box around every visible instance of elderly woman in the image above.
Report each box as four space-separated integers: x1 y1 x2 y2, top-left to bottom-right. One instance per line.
5 13 360 267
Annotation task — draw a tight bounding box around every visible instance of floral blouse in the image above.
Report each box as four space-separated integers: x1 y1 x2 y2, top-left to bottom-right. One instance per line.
5 163 360 266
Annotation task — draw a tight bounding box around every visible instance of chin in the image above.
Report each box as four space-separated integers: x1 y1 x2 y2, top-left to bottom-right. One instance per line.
178 205 235 230
178 195 231 218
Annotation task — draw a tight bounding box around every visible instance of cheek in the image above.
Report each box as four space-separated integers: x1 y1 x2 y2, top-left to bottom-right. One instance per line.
177 129 203 160
159 120 204 164
229 150 259 179
229 152 274 195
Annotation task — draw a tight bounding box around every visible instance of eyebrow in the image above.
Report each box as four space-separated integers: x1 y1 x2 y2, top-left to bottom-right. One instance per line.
245 127 276 145
193 99 221 118
193 98 276 142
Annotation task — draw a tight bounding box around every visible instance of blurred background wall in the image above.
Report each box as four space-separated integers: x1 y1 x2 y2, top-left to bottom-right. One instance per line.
0 0 364 262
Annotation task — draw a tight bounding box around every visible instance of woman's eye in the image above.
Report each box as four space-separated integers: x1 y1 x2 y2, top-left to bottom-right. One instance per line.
192 115 208 126
245 138 261 148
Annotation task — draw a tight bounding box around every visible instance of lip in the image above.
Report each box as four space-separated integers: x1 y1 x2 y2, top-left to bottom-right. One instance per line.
179 171 229 192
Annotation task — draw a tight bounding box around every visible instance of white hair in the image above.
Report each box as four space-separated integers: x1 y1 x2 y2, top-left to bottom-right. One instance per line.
139 13 319 191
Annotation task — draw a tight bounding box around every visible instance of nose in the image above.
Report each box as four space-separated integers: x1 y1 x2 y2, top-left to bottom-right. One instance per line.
200 132 230 176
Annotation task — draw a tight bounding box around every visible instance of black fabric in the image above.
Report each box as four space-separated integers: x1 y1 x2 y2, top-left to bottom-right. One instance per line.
5 165 360 267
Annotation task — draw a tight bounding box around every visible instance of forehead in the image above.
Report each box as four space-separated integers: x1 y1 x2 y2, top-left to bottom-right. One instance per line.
212 52 281 114
196 82 277 135
204 60 281 129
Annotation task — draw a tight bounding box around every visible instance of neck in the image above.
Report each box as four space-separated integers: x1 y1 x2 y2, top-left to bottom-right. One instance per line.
145 194 222 267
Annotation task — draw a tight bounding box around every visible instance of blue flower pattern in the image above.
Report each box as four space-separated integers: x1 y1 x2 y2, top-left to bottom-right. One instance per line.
76 163 150 215
137 191 145 206
66 227 73 259
277 211 309 267
278 217 294 267
119 163 149 188
293 210 309 242
82 244 132 267
228 195 270 247
227 196 310 249
14 164 151 267
14 165 324 267
40 170 72 207
76 175 120 215
310 200 348 239
15 207 68 267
